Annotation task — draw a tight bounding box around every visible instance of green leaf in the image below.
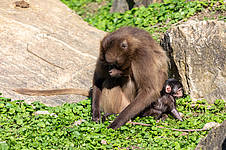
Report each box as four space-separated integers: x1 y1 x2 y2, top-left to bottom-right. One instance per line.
37 122 46 128
16 119 23 125
8 108 15 114
174 142 181 149
0 141 9 150
0 103 4 108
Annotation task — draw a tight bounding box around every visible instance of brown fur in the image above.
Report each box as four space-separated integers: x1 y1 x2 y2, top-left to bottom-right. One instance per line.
92 26 168 129
100 86 129 114
99 75 136 115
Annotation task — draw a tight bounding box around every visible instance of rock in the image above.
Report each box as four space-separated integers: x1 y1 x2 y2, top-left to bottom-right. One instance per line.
161 20 226 103
34 111 51 115
73 119 86 126
111 0 162 13
34 110 57 117
0 0 105 106
202 122 220 130
110 0 131 13
133 0 163 7
195 120 226 150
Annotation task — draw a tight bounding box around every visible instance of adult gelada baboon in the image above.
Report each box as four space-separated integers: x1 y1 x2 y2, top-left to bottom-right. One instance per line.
92 26 168 129
14 26 168 129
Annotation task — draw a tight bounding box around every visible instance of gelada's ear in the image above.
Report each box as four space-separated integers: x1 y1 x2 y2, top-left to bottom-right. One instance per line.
165 85 171 93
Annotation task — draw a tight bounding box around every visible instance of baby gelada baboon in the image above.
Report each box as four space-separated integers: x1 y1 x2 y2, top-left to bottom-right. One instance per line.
141 78 184 121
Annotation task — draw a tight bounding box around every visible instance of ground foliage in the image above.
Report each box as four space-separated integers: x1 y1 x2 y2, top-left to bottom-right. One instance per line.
0 94 225 149
61 0 225 40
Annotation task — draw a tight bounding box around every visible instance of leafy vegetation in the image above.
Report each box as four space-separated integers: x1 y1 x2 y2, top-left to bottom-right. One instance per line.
0 94 225 149
61 0 225 40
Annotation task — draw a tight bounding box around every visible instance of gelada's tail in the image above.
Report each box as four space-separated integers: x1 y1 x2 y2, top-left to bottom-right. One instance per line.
13 88 89 97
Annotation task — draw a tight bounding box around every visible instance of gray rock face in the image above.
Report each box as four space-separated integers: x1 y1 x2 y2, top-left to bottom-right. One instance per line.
0 0 105 106
110 0 130 13
133 0 163 7
111 0 162 13
195 120 226 150
161 20 226 103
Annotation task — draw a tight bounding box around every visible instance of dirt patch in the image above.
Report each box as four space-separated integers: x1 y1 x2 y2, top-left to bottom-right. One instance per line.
14 0 30 8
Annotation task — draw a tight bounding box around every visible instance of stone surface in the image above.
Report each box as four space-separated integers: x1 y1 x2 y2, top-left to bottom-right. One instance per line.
133 0 163 7
110 0 130 13
0 0 106 106
111 0 162 13
195 120 226 150
161 20 226 103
